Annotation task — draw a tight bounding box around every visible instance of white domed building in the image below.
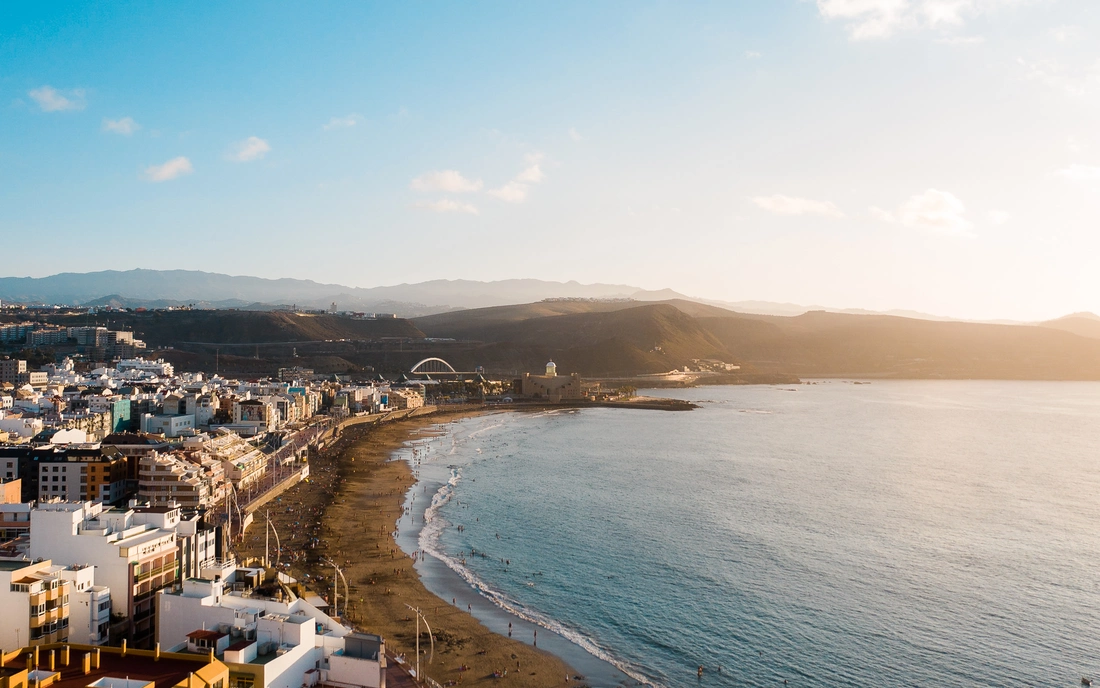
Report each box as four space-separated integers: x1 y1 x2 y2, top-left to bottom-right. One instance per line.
520 360 582 403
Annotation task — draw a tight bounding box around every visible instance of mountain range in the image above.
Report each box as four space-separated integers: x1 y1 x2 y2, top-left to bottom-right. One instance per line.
0 269 1050 324
6 293 1100 379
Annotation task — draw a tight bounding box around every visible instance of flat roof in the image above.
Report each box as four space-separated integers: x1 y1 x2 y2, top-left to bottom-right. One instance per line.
114 529 173 548
187 629 228 641
0 647 217 688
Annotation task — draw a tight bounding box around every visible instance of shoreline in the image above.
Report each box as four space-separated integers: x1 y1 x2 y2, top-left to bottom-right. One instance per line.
239 407 633 687
392 413 641 688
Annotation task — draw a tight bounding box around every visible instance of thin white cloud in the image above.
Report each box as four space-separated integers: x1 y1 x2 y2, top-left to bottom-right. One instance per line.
1057 164 1100 183
1017 57 1100 97
102 117 139 135
873 188 974 235
227 136 271 162
752 194 845 218
487 153 547 203
934 34 985 45
987 210 1012 225
415 199 479 215
487 181 529 203
1048 25 1080 43
868 206 897 223
568 128 583 142
1067 136 1086 155
817 0 1016 41
745 50 762 59
144 156 193 182
28 85 85 112
410 170 483 193
323 114 360 130
515 153 545 183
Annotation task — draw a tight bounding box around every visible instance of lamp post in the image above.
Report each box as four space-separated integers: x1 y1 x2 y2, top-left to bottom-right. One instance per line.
320 557 348 619
265 510 282 569
404 604 435 682
228 484 243 543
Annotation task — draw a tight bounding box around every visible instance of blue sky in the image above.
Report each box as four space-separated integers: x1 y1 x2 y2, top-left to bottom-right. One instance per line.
2 1 1098 320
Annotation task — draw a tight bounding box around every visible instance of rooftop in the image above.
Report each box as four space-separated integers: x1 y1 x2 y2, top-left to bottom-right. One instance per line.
187 630 228 641
0 645 222 688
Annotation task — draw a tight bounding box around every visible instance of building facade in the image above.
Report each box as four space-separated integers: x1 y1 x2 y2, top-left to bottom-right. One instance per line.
0 559 72 648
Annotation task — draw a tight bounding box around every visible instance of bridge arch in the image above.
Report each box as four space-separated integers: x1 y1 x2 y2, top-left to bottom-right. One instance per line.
410 357 458 375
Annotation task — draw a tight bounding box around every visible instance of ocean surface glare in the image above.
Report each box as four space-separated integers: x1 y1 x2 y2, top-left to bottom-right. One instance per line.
401 381 1100 687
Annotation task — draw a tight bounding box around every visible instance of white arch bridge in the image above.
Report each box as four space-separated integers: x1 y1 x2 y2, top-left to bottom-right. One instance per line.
408 357 480 377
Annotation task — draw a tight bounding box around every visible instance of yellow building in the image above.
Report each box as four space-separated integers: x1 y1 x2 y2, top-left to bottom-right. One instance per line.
0 560 72 648
0 643 228 688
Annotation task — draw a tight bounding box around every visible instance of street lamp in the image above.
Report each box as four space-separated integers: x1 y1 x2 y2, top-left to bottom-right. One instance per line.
320 557 348 619
404 604 435 682
265 510 282 569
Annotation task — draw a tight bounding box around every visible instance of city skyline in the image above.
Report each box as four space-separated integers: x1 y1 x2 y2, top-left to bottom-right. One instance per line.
3 1 1098 321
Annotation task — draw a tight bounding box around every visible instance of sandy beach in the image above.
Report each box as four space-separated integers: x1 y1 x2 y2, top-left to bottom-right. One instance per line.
239 410 589 687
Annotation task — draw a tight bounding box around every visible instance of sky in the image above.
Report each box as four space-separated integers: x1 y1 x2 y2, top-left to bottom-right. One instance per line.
2 1 1099 321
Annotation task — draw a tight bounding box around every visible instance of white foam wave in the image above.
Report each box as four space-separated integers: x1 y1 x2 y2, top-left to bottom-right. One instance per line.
465 421 505 439
417 473 658 687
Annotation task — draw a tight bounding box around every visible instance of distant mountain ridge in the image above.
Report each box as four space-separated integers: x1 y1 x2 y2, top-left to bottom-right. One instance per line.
0 270 647 316
1040 312 1100 340
0 269 1065 324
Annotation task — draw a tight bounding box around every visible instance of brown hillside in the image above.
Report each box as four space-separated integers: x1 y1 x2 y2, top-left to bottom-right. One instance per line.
417 303 732 375
1040 314 1100 340
698 310 1100 379
26 310 424 346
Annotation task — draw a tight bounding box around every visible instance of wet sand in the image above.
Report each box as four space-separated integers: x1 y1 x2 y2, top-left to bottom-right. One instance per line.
240 411 589 687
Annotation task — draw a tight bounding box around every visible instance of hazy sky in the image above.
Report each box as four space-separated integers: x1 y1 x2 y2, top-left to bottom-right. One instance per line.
2 1 1098 320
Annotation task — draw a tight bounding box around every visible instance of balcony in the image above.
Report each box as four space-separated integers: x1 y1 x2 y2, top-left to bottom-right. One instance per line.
30 607 67 628
134 562 177 582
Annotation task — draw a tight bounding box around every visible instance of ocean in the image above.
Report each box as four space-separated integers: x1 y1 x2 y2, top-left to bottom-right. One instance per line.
393 381 1100 687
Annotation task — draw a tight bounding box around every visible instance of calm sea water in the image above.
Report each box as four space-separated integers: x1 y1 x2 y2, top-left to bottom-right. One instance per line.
404 381 1100 687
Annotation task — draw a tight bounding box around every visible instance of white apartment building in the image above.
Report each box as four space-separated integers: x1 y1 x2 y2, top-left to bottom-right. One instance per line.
0 417 44 439
139 453 214 509
61 563 111 645
28 501 180 649
231 399 277 434
141 413 196 438
117 358 175 377
187 433 267 491
158 576 386 688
